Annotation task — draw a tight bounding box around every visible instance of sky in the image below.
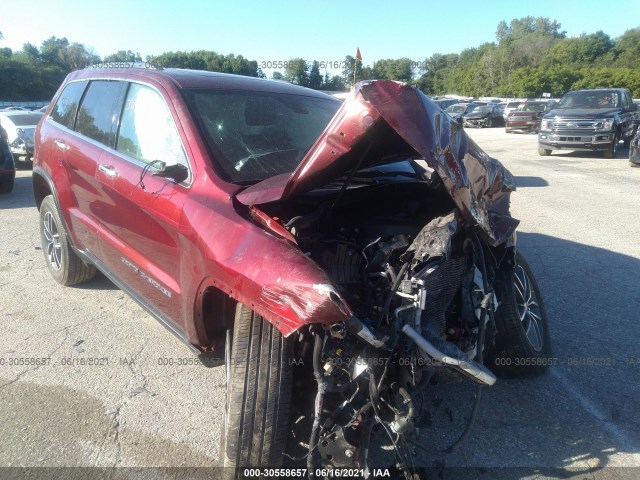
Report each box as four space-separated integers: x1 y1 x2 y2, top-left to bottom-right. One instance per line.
1 0 640 76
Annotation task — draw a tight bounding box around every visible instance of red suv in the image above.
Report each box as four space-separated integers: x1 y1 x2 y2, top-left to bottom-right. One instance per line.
34 66 551 476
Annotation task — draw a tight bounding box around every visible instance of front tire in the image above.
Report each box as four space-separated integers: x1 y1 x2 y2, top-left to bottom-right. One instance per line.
489 252 552 377
538 146 551 156
220 304 293 476
603 134 618 159
39 196 96 285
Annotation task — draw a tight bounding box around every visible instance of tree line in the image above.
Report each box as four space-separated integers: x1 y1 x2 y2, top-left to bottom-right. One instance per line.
2 17 640 102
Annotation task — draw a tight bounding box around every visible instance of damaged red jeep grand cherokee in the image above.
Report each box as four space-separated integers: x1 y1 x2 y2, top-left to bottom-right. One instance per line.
33 66 551 477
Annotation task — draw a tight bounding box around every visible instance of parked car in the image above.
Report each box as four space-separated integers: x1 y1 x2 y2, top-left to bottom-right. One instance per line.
538 88 639 158
0 111 43 168
629 129 640 167
462 104 504 128
505 101 551 133
33 67 550 477
444 102 476 123
434 98 460 110
502 101 523 121
0 128 16 194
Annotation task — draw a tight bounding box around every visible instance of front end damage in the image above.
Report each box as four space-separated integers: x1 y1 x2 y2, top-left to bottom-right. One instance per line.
234 80 519 475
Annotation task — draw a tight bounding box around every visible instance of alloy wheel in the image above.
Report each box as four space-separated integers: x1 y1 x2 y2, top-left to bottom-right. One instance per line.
513 263 544 351
43 211 62 271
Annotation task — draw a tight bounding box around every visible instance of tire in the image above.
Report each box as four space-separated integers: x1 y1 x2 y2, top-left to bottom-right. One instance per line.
505 128 511 134
538 146 552 156
488 252 552 377
0 177 14 194
220 304 293 476
603 135 618 159
623 136 632 149
39 195 96 286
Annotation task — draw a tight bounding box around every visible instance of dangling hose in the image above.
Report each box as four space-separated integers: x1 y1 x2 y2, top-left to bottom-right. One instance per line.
307 330 326 476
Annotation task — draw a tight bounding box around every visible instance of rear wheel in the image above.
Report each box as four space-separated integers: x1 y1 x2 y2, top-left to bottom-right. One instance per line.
39 196 96 285
220 304 293 476
489 252 552 377
538 146 551 156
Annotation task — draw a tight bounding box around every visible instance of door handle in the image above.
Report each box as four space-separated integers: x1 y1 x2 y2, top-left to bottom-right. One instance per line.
54 140 69 151
98 164 118 178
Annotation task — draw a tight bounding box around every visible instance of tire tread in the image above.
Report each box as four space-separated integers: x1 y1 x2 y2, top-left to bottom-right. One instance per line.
222 304 292 473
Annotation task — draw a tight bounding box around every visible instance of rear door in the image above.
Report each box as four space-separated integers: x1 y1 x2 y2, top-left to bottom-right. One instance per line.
95 81 191 331
45 80 127 256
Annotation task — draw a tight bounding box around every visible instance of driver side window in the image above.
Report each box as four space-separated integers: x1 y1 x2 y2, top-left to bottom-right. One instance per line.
117 83 187 167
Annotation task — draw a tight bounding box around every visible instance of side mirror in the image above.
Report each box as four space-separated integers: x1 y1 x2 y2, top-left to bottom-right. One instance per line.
153 163 189 183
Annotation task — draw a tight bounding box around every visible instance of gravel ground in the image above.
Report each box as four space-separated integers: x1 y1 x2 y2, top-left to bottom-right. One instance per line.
0 126 639 479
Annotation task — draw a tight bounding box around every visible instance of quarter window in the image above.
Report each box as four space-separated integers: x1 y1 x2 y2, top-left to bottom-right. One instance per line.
76 80 127 146
50 81 87 129
116 84 187 167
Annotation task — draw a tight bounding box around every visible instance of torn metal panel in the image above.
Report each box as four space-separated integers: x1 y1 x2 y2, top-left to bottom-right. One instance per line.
237 80 519 247
402 212 458 263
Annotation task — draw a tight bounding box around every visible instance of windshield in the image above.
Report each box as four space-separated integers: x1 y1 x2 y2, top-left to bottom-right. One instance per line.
445 105 466 113
517 103 546 112
557 91 620 109
471 106 492 113
184 89 341 183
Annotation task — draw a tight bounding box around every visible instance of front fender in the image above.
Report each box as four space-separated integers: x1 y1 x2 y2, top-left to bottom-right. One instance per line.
183 199 352 338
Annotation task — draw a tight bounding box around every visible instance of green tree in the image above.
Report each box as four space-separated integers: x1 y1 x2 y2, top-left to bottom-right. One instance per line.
613 28 640 68
284 58 308 86
104 50 142 62
342 55 364 87
546 32 614 66
371 58 413 82
308 60 322 89
40 36 70 66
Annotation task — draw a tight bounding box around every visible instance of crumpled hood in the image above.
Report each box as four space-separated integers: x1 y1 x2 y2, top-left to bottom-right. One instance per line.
236 80 519 246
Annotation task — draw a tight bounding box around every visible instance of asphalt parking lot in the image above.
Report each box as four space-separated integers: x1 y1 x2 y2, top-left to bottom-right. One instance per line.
1 127 639 479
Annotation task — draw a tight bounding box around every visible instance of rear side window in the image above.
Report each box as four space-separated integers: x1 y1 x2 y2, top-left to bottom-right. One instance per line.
76 80 127 146
50 81 87 129
116 83 187 167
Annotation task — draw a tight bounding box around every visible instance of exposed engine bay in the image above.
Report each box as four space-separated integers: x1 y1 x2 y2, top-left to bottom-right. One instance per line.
257 164 511 477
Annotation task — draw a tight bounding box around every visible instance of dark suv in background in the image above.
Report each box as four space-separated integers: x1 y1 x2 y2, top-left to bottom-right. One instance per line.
537 88 638 158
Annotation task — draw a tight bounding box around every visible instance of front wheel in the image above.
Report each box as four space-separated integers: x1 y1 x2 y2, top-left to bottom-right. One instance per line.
220 304 293 476
603 135 618 159
488 252 552 377
538 146 551 156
